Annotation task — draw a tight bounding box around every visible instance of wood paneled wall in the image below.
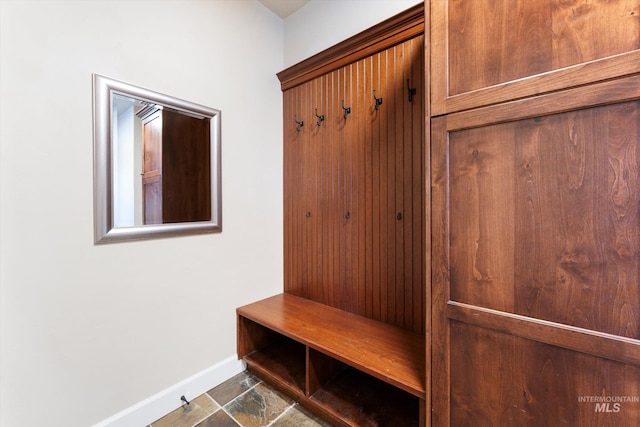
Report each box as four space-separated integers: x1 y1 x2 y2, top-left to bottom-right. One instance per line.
282 30 425 334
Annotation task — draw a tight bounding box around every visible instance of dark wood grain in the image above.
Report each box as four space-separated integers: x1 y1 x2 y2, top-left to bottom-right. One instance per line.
447 99 640 337
432 78 640 427
431 0 640 114
449 322 640 426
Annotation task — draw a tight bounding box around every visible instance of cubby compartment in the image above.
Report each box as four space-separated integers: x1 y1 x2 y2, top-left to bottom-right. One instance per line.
237 316 306 397
308 349 420 427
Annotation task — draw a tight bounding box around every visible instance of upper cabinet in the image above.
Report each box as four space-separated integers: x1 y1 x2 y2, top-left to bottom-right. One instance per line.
431 0 640 115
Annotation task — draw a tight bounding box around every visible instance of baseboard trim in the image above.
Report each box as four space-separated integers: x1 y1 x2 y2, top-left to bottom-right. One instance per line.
93 355 246 427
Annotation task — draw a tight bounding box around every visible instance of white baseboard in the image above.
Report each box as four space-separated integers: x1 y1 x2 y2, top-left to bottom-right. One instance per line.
93 355 246 427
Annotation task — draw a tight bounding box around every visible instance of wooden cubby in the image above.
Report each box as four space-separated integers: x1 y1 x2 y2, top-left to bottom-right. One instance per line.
237 294 425 426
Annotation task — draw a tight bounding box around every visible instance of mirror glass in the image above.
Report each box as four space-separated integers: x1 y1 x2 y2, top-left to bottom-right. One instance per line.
93 74 222 243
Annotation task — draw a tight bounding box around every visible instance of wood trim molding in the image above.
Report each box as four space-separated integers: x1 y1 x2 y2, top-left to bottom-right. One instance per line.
447 301 640 366
435 50 640 116
277 3 424 91
442 74 640 132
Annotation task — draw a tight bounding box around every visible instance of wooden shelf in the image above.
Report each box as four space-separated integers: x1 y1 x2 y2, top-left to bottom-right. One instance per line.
237 293 425 399
310 366 420 426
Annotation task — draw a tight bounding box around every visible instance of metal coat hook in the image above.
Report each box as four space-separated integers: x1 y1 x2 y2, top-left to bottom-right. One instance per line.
315 109 325 126
294 115 304 132
342 100 351 120
373 90 383 110
407 79 417 102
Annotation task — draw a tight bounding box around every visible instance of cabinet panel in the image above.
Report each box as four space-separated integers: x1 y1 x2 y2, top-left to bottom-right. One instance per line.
447 99 640 337
431 0 640 114
449 322 640 426
432 77 640 426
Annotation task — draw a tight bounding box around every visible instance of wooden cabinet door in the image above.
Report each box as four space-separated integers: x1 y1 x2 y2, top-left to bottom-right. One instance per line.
431 0 640 115
431 76 640 426
142 111 162 224
365 36 426 333
161 109 211 223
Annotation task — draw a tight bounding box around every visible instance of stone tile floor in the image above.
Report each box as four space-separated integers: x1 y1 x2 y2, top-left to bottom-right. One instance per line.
148 371 332 427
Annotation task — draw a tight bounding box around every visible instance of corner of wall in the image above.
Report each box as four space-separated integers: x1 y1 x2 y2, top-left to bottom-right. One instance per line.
92 356 246 427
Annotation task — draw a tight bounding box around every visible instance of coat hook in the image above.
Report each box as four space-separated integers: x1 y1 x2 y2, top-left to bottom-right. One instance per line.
407 79 417 102
294 115 304 132
345 211 351 219
373 90 383 110
342 100 351 120
315 109 325 126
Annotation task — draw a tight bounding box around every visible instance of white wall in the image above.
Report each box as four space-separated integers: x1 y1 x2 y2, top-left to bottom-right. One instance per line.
284 0 422 67
0 1 283 426
0 0 423 425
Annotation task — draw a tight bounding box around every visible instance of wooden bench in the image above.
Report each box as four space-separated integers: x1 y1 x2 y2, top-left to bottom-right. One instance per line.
237 293 425 426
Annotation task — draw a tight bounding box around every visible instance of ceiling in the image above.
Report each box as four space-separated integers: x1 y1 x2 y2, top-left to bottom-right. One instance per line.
258 0 311 18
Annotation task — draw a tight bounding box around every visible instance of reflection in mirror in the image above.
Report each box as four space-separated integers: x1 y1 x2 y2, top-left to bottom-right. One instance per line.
93 74 221 243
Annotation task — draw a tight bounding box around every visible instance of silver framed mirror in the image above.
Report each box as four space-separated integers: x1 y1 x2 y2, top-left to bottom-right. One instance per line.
92 74 222 244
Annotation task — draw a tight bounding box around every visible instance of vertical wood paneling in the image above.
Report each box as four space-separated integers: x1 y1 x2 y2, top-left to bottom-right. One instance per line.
356 59 368 315
370 51 382 324
384 42 403 325
283 89 293 291
342 63 354 312
402 39 414 331
284 84 305 295
302 80 313 298
325 69 338 308
377 49 391 326
282 34 425 334
334 66 344 310
410 35 425 334
364 53 375 321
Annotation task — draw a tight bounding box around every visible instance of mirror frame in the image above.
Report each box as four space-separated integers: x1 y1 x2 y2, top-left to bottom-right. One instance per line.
92 73 222 244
